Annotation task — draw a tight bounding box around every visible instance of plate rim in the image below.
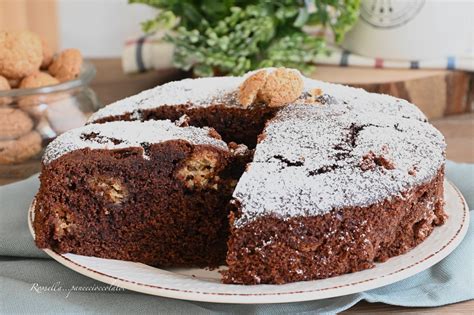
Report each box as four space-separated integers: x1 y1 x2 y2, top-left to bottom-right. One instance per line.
28 180 470 304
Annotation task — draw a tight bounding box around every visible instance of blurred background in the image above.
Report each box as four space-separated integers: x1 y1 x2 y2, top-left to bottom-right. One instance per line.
2 0 472 106
0 0 154 56
0 0 473 182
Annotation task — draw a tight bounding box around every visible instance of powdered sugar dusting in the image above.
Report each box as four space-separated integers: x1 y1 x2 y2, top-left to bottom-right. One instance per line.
89 70 427 125
43 120 227 164
78 69 444 227
232 98 445 227
88 77 243 123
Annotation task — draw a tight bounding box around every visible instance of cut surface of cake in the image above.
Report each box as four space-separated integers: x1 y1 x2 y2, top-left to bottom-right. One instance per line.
34 68 447 284
34 120 249 267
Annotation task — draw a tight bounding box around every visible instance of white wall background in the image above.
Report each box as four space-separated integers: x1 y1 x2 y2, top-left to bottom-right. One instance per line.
58 0 156 57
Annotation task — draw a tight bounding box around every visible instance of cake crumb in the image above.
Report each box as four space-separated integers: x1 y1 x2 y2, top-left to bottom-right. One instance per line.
360 151 395 171
175 114 190 127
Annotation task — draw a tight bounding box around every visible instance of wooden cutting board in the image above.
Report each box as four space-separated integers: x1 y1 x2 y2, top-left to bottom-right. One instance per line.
89 60 473 121
310 66 473 119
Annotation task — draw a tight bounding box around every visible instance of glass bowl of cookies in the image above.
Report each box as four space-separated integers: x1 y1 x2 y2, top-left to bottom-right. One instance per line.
0 31 101 180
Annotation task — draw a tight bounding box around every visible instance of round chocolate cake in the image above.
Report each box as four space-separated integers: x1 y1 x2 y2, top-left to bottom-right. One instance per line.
34 68 447 285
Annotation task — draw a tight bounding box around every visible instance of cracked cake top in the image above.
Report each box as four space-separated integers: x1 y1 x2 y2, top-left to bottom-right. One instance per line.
42 120 227 164
232 103 445 227
67 68 445 226
88 68 426 124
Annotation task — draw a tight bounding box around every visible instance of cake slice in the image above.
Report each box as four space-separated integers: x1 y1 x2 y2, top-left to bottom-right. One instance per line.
33 120 249 267
223 104 447 284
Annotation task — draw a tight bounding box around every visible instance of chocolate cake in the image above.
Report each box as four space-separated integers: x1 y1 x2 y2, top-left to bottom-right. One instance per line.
34 68 447 285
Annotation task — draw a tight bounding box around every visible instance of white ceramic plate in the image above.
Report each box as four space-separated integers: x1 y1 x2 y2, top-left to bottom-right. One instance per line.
28 180 469 304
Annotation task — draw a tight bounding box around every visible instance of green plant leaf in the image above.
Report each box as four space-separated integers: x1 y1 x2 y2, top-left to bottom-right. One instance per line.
130 0 360 76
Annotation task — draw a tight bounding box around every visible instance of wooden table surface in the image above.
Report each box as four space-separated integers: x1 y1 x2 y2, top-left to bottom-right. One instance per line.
1 63 472 312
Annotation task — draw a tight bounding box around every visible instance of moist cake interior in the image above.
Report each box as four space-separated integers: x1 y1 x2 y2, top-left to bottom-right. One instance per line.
35 106 269 267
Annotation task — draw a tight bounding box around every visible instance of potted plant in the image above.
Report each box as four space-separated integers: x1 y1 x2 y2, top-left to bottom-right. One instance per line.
130 0 360 76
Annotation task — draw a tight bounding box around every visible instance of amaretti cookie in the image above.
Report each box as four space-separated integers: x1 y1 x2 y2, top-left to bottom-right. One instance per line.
0 30 42 79
0 107 34 140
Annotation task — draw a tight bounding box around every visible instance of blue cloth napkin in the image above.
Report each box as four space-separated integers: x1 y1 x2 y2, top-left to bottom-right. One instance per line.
0 161 472 314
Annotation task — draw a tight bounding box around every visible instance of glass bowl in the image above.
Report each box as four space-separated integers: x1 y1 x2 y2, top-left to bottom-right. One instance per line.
0 62 102 180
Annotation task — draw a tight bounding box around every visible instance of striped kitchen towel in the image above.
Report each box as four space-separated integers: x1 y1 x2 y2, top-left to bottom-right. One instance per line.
318 45 474 71
122 34 474 74
122 32 174 74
